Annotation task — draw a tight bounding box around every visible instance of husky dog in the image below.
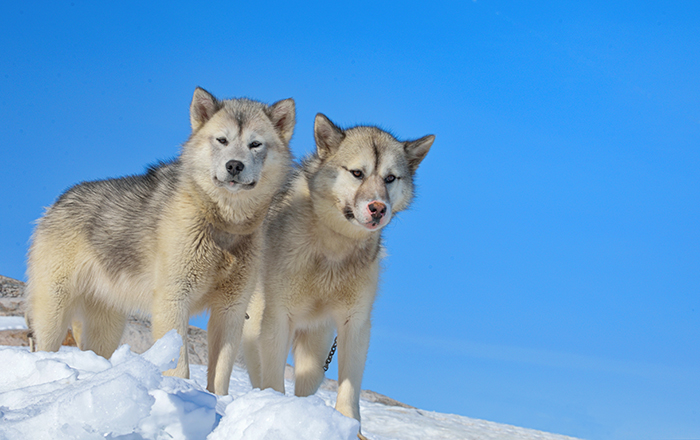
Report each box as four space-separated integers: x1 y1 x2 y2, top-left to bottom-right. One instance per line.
26 88 295 394
243 113 434 433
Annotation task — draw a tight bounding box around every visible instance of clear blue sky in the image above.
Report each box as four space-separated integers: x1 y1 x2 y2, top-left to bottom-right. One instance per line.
1 2 698 439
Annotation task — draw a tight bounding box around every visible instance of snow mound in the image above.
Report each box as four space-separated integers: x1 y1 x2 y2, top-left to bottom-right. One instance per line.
0 330 217 440
0 321 580 440
209 388 359 440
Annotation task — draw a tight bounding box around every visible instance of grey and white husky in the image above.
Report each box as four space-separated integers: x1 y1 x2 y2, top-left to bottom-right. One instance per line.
243 113 434 435
26 87 295 394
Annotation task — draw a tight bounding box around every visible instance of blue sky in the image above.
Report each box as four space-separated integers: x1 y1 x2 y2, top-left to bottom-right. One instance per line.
1 1 698 439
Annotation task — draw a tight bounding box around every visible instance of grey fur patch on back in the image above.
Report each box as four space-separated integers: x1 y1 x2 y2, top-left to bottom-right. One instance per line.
41 160 181 277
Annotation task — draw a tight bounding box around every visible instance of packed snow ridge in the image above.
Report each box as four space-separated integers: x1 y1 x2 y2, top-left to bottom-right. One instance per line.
0 320 580 440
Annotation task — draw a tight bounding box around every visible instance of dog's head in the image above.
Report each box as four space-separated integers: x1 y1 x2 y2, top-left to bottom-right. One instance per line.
309 113 434 236
185 87 295 197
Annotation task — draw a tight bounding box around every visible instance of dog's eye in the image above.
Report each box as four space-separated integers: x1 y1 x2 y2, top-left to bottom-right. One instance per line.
249 141 262 149
350 169 364 179
216 137 228 146
384 175 396 184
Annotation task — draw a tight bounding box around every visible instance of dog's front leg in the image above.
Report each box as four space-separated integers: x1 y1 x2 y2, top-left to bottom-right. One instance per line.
151 284 192 379
258 304 293 393
207 297 248 395
335 312 371 423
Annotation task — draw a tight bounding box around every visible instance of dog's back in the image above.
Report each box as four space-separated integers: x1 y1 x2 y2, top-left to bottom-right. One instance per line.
33 161 180 283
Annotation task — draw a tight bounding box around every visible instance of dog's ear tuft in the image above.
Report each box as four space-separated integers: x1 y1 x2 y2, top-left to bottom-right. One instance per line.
314 114 345 160
267 98 296 145
190 87 220 132
404 134 435 173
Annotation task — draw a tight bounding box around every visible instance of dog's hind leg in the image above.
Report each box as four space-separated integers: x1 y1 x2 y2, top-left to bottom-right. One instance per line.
78 297 127 359
27 277 74 352
71 318 83 347
293 322 335 397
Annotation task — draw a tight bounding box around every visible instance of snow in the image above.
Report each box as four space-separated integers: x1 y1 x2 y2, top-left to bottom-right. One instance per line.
208 389 359 440
0 317 580 440
0 316 26 331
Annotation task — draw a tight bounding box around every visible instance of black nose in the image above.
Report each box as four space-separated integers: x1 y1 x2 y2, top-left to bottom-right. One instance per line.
226 160 245 177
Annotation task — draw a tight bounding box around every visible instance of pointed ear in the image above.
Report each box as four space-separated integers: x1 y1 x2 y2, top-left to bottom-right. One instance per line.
190 87 220 132
314 113 345 160
267 98 296 145
405 134 435 173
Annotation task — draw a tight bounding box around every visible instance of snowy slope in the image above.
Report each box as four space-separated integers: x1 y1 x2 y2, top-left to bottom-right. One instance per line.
0 318 580 440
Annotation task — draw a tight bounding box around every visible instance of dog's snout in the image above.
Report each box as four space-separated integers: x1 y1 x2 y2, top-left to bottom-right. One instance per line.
368 201 387 220
226 160 245 177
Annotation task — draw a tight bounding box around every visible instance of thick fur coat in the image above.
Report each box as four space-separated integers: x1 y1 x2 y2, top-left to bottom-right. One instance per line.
243 113 434 435
26 88 295 394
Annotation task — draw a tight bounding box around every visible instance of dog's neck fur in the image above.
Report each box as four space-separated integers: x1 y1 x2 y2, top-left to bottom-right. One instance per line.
314 214 381 263
184 176 269 237
293 176 382 265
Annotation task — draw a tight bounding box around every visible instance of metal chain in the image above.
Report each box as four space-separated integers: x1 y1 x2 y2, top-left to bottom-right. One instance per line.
323 336 338 372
